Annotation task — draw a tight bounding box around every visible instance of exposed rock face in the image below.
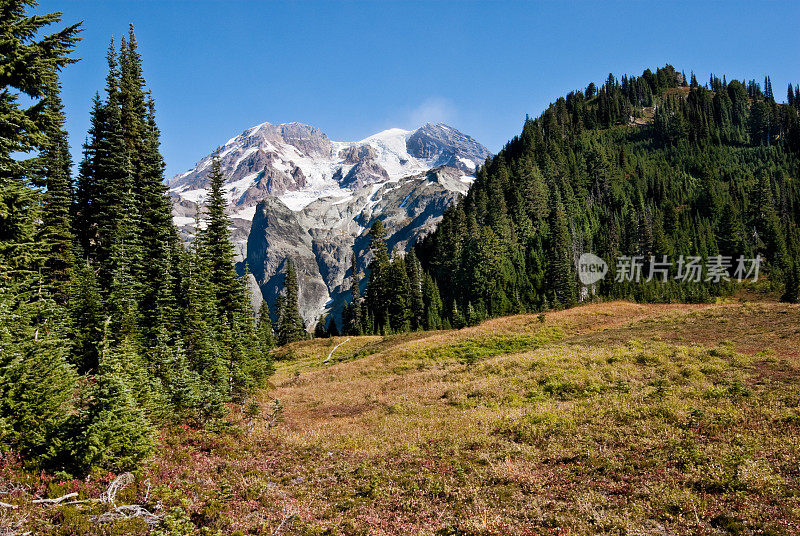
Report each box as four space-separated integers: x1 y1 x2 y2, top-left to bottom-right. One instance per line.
338 144 377 164
406 123 489 172
246 167 470 328
168 122 491 328
340 159 390 189
171 122 330 193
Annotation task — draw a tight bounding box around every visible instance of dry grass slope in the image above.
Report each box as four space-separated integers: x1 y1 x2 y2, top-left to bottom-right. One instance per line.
4 299 799 535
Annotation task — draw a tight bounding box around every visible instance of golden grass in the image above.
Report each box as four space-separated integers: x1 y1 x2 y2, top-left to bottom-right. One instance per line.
12 299 799 535
249 299 800 534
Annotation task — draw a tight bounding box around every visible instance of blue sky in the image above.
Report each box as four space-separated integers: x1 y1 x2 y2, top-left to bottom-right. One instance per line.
38 0 800 178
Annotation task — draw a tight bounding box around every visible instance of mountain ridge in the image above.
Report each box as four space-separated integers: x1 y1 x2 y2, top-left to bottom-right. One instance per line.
168 121 492 327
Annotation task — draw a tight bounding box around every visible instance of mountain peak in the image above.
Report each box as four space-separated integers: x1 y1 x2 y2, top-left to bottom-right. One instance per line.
168 120 491 225
406 123 490 169
171 121 489 193
169 119 491 327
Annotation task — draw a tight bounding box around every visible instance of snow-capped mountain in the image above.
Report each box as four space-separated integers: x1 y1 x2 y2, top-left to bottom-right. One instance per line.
168 122 491 327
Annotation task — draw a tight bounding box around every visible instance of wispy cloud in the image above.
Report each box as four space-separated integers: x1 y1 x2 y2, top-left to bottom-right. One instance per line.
407 97 457 127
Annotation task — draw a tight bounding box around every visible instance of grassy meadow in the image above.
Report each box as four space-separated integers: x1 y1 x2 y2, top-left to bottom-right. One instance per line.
4 298 800 535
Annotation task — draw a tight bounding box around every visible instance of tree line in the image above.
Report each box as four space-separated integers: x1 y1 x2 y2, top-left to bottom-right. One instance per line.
0 3 275 475
334 65 800 336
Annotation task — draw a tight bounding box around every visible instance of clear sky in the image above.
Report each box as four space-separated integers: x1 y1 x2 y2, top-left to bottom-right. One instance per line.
37 0 800 178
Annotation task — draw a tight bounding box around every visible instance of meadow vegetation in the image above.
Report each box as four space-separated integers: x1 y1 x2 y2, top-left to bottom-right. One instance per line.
5 298 799 535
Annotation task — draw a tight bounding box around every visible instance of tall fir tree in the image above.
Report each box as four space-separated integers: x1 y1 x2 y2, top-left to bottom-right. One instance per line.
0 0 81 469
546 189 576 307
201 153 241 316
37 82 75 303
120 26 180 340
405 249 425 330
93 82 134 290
68 256 104 374
78 322 154 472
257 299 275 351
277 259 305 345
74 30 179 346
385 256 411 333
347 253 363 335
73 92 104 259
421 273 443 330
107 166 144 340
182 221 227 417
0 3 79 277
365 220 390 332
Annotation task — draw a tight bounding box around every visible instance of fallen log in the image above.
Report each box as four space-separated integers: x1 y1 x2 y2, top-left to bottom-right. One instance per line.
31 492 77 505
91 504 162 526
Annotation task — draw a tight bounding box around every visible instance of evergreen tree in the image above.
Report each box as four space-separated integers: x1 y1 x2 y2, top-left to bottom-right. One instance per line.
385 256 411 332
153 240 180 336
72 28 184 366
149 328 202 422
451 301 465 329
182 224 227 417
0 6 78 277
119 26 180 340
277 259 305 345
274 293 286 341
107 169 145 339
74 93 105 258
326 317 340 337
201 153 240 316
37 83 75 303
781 258 800 304
68 257 104 373
92 79 135 290
718 200 747 258
257 299 275 351
79 325 154 472
421 273 443 330
365 220 390 332
0 291 76 470
314 315 329 338
781 228 800 303
765 76 774 102
0 0 81 469
405 249 425 330
347 253 363 335
546 190 576 307
119 28 147 163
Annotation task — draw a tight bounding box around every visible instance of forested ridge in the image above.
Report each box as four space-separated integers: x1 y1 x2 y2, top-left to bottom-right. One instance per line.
0 3 278 474
346 65 800 335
